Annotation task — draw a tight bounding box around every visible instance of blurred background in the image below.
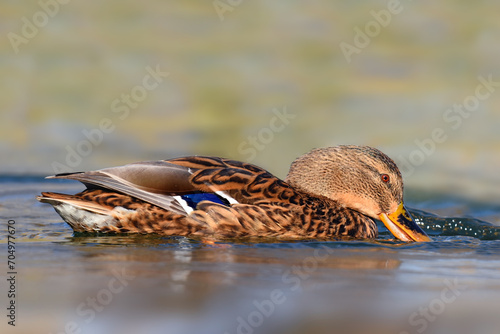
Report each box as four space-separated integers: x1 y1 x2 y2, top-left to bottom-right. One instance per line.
2 2 500 334
1 0 500 201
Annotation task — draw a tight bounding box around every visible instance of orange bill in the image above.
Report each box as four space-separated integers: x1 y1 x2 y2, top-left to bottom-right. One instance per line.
379 202 431 242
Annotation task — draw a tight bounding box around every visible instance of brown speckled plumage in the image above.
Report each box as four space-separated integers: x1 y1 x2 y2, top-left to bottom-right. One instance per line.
37 146 431 241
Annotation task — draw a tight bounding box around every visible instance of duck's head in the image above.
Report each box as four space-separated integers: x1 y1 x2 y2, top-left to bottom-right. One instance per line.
286 145 430 242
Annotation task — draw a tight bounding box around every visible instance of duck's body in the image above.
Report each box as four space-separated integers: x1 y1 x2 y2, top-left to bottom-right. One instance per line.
37 146 430 242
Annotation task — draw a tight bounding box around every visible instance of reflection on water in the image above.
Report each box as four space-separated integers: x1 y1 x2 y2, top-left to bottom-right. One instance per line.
1 178 500 334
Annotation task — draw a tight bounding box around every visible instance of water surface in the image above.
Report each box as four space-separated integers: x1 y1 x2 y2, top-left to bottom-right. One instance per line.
1 177 500 334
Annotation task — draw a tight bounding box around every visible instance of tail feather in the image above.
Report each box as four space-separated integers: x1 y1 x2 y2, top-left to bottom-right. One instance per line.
38 192 112 215
37 192 121 232
37 190 196 234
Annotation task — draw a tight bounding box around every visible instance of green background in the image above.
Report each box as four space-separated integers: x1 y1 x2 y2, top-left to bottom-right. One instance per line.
1 0 499 201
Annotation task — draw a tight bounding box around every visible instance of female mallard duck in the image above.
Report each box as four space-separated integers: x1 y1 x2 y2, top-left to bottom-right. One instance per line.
37 145 430 242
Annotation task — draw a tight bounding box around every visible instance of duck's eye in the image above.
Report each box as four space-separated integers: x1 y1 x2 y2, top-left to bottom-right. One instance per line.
381 174 390 183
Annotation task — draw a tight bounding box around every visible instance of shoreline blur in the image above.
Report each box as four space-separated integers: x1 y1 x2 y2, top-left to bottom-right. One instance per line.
1 1 499 201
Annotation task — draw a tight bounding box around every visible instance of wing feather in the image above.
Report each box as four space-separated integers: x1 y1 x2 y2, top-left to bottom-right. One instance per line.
47 161 196 214
46 156 301 215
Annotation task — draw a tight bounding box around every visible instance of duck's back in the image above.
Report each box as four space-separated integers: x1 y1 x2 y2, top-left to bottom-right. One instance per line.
37 156 377 239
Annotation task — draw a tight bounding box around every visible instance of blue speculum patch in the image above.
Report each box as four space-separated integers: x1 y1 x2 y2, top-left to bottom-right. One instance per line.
181 193 230 208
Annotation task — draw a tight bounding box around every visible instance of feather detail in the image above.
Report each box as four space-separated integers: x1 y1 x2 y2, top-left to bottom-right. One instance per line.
37 146 424 241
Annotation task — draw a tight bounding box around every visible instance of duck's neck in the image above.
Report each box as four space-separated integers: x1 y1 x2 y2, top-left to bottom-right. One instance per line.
300 193 378 239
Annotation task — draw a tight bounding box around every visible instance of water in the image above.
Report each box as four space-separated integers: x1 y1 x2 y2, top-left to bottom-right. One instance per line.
1 177 500 334
2 1 500 332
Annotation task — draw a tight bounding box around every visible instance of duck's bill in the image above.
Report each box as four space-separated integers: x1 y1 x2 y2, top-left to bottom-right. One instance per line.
379 202 431 242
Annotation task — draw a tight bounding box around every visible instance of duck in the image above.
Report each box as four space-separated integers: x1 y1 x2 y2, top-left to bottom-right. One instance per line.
37 145 430 242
